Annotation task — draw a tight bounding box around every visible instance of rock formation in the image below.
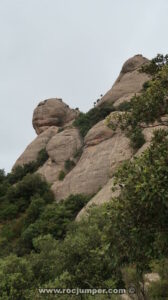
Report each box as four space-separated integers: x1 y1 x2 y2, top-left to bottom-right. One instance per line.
97 54 150 107
33 98 79 135
13 54 168 219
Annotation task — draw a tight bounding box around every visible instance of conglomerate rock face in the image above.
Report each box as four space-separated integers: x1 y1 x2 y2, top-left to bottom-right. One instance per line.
13 54 168 219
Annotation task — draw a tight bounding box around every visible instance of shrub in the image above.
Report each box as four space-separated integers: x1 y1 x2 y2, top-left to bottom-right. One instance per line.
0 174 54 221
0 203 18 220
129 126 145 150
107 63 168 150
21 223 41 249
140 53 168 75
73 104 115 137
116 101 131 112
36 148 49 167
111 129 168 270
7 148 49 184
147 280 168 300
73 147 83 160
0 255 34 300
24 196 45 225
59 170 66 181
24 194 91 242
64 159 76 171
0 224 16 241
0 169 6 183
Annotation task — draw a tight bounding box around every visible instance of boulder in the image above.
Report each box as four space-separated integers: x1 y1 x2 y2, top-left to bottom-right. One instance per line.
37 127 83 184
33 98 79 135
84 119 115 146
47 128 83 163
37 158 63 184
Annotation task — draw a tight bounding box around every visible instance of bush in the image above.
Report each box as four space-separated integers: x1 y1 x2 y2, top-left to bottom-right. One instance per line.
0 169 6 183
116 101 131 112
0 255 34 300
129 126 145 150
107 63 168 150
64 159 76 171
24 196 45 225
0 224 16 241
59 170 66 181
73 147 83 160
23 194 91 243
147 280 168 300
0 173 54 221
0 203 18 220
140 53 168 75
74 104 115 137
21 223 41 249
7 148 49 184
111 129 168 270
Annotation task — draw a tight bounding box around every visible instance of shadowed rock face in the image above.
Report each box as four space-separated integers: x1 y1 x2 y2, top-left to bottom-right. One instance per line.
97 54 150 107
33 98 79 135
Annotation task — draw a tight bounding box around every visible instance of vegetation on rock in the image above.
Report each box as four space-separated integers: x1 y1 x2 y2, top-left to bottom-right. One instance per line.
8 148 49 184
106 57 168 149
73 104 116 137
0 128 168 299
58 170 66 180
1 55 168 299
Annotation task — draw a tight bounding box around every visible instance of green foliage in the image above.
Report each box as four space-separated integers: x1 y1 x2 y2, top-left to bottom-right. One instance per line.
74 104 115 137
58 170 66 180
150 258 168 281
36 148 49 166
73 147 83 160
147 280 168 300
0 255 34 300
0 173 54 221
7 148 49 184
0 203 18 220
116 101 131 112
21 194 91 248
65 159 76 171
111 129 168 270
30 207 121 289
107 63 168 149
140 53 168 75
0 169 6 183
121 265 143 299
129 126 145 149
0 127 168 297
23 196 45 225
1 55 168 298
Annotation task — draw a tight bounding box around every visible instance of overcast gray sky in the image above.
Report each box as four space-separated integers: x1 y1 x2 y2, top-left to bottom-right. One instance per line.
1 0 168 173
